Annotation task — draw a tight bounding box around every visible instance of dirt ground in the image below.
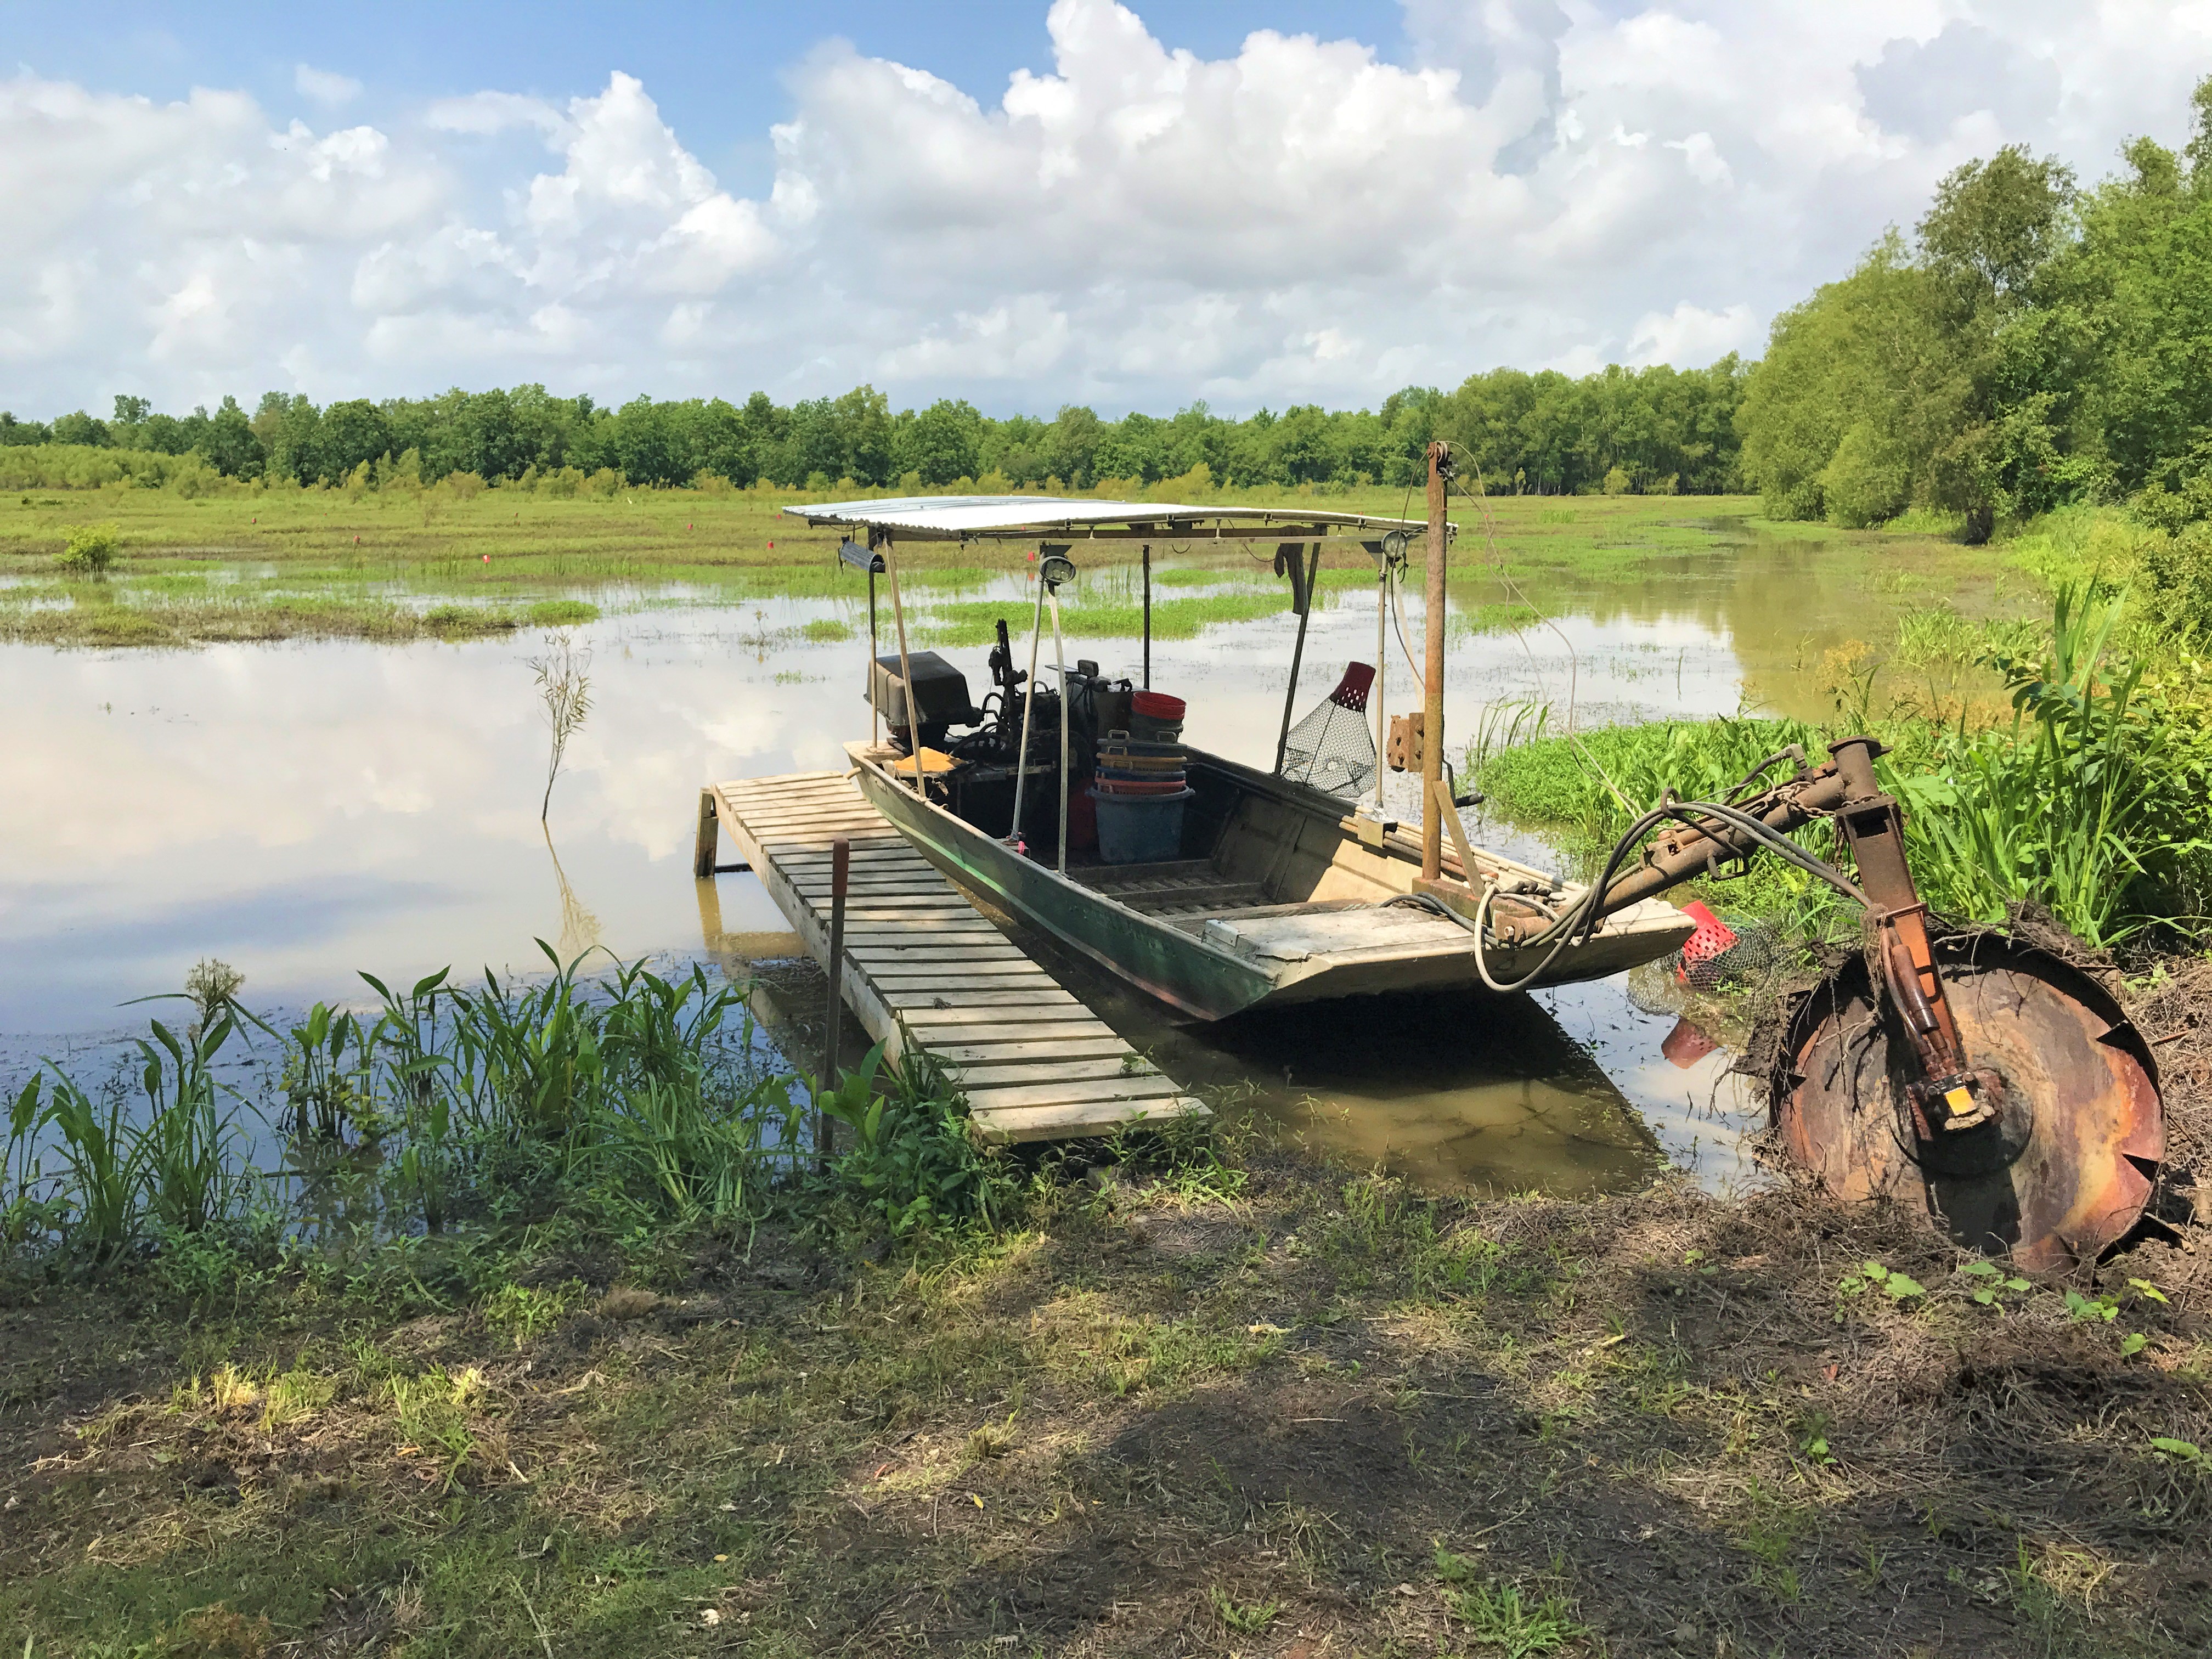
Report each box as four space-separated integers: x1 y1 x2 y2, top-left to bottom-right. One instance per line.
4 977 2211 1658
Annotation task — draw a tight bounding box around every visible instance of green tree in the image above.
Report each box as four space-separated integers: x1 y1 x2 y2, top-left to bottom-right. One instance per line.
901 399 984 487
50 410 110 447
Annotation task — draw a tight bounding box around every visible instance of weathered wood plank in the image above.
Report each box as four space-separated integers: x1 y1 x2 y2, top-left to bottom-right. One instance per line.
848 948 1030 967
928 1036 1136 1065
861 959 1049 979
953 1056 1160 1088
892 1007 1114 1031
962 1075 1186 1112
882 988 1080 1009
972 1096 1206 1143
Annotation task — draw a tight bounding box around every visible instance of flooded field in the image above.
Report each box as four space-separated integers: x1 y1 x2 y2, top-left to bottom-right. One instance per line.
1 516 2005 1195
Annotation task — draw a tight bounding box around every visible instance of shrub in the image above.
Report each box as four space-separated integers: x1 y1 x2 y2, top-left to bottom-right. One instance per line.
55 521 120 574
2139 523 2212 629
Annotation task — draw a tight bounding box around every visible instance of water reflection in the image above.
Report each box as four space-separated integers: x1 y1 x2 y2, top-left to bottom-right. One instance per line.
3 527 1923 1195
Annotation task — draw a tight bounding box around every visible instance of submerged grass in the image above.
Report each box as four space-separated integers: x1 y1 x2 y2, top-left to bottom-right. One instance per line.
0 486 1954 647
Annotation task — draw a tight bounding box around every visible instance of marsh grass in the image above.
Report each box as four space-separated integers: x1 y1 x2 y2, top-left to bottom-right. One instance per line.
1477 585 2212 951
0 488 1816 646
1894 584 2212 947
0 948 832 1266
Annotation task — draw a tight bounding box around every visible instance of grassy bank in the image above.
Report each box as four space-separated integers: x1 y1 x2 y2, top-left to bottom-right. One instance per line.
7 945 2212 1655
5 1083 2210 1656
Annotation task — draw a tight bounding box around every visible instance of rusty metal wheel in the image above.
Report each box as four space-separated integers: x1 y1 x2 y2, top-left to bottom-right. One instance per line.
1774 934 2163 1269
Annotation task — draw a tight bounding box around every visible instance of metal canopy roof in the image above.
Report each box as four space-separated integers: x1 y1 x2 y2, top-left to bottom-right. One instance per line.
783 493 1439 542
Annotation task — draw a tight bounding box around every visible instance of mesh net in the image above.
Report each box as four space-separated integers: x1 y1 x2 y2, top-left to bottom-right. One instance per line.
1278 662 1378 798
1626 915 1789 1015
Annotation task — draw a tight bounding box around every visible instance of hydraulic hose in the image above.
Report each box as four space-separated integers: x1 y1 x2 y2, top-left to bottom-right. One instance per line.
1446 791 1867 995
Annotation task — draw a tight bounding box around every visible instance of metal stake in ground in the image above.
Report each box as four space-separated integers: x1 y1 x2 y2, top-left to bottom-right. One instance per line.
821 835 848 1173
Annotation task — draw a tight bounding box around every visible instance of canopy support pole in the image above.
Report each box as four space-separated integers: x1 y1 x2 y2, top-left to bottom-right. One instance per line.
1007 572 1048 848
1049 583 1070 874
1421 441 1448 881
1141 544 1152 690
1372 559 1388 815
867 567 879 747
1273 541 1319 775
881 535 921 793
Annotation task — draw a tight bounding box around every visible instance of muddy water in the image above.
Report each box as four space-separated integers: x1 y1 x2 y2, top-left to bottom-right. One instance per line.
2 529 1953 1195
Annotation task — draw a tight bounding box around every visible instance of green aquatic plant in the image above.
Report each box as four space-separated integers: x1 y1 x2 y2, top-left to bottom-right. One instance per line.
1894 583 2212 945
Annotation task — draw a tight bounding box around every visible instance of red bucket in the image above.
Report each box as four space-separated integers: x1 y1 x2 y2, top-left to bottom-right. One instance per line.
1131 690 1185 720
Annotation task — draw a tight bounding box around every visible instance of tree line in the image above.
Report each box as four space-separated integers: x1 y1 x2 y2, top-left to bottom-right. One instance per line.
0 362 1748 499
1736 76 2212 545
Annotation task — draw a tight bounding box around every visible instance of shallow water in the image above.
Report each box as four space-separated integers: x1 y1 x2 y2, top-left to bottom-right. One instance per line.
4 526 1975 1195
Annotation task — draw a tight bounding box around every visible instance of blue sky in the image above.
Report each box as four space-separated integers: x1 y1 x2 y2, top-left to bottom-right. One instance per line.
4 2 2208 418
11 2 1410 198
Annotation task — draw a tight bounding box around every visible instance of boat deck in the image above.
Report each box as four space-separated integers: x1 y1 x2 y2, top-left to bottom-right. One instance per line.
696 770 1210 1145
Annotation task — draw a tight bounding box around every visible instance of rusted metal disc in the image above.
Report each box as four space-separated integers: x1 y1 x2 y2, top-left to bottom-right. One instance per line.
1774 934 2163 1270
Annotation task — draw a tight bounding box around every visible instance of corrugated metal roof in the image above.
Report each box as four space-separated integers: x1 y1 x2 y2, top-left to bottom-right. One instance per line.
782 493 1432 539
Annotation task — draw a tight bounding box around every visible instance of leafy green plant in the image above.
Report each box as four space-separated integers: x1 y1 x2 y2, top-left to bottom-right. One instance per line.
1446 1580 1588 1657
54 520 119 574
280 1001 377 1141
1957 1260 2032 1309
481 1280 584 1347
2 1076 69 1256
1835 1260 1926 1321
1207 1587 1280 1633
131 1016 256 1237
816 1045 1009 1235
1894 583 2212 946
2065 1288 2120 1323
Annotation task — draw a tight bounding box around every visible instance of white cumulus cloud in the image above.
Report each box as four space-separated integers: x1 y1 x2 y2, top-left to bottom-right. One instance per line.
5 0 2211 417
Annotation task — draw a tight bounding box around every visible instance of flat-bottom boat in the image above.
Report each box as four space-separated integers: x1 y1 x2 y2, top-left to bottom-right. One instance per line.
845 737 1691 1021
783 490 1694 1023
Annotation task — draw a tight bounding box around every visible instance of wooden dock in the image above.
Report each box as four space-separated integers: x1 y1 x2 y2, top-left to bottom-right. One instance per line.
695 770 1208 1144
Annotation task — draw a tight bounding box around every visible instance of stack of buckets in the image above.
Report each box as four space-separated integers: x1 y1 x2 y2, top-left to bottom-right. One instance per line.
1091 691 1191 864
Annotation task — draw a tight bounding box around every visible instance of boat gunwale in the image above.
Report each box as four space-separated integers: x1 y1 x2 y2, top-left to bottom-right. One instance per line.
844 742 1683 1000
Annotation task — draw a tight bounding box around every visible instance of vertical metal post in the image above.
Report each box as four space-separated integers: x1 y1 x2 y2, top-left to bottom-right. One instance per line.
1372 562 1388 813
881 537 921 791
1141 543 1152 690
1050 584 1069 874
1421 441 1448 881
1008 576 1048 848
868 568 879 747
820 836 848 1172
1273 543 1318 775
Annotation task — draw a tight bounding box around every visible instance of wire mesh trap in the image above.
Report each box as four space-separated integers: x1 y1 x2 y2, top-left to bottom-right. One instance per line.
1278 662 1378 799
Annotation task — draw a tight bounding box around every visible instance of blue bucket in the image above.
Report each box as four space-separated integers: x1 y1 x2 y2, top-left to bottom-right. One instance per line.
1090 786 1194 865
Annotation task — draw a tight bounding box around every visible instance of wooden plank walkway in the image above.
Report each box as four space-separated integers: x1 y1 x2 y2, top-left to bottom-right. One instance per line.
696 770 1208 1145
